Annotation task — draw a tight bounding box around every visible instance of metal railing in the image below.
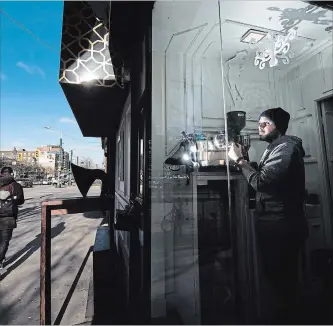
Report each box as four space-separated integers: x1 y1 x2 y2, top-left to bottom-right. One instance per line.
40 196 112 325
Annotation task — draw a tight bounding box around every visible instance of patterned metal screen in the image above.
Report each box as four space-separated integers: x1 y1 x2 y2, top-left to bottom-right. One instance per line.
59 1 124 88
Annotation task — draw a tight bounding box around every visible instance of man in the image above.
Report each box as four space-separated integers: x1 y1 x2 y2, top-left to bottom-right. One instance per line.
228 107 308 323
0 166 24 270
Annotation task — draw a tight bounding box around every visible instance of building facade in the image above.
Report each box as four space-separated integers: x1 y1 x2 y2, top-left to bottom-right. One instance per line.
58 1 333 325
0 148 47 180
37 145 69 174
0 149 38 165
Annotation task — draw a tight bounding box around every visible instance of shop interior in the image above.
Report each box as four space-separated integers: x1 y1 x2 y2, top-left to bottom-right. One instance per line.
151 1 333 323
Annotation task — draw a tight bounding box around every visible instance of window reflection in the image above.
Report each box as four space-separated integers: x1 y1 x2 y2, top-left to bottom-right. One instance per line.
139 138 144 197
152 0 333 324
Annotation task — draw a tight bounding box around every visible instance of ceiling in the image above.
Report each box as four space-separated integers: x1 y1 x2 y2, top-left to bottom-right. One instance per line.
153 0 333 66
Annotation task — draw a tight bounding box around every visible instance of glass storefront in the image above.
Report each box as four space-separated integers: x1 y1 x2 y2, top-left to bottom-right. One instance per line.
152 1 333 324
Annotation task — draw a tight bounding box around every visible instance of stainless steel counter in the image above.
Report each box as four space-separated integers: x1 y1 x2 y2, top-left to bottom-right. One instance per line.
191 171 244 186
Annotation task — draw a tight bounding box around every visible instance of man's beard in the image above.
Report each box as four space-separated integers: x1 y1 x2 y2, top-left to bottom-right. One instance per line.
259 128 280 142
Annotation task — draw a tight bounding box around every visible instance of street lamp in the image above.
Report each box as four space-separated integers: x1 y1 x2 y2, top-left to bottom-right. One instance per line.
44 126 63 188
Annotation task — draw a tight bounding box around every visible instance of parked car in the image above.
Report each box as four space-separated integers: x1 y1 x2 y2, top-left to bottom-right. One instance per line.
52 179 67 187
42 180 49 185
17 178 33 188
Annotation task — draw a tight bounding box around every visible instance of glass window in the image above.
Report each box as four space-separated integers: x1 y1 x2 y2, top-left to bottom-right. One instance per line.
217 3 333 322
152 1 226 324
119 130 125 181
139 138 144 197
152 0 333 324
116 123 126 196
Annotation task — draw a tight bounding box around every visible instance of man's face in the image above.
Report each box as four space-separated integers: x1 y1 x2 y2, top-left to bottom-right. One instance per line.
1 169 11 176
258 116 278 141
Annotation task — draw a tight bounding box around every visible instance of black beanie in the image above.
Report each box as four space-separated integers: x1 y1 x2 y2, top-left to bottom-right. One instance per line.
259 107 290 135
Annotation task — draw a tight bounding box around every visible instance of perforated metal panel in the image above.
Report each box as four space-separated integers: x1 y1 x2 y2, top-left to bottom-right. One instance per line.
59 1 124 88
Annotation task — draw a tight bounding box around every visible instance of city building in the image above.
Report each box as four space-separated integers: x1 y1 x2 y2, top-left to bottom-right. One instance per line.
37 151 58 174
37 145 70 174
0 148 47 180
0 148 38 165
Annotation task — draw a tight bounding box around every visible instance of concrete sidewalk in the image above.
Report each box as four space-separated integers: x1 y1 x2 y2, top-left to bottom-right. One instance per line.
0 186 102 325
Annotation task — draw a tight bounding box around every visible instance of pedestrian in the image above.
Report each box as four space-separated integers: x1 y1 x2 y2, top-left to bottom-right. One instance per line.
0 166 25 270
228 107 308 324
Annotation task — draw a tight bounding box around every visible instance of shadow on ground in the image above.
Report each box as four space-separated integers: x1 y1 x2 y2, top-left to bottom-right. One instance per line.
83 211 103 219
0 222 66 281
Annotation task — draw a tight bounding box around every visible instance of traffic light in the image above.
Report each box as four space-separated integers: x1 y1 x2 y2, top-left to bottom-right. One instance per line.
35 150 40 158
18 153 23 161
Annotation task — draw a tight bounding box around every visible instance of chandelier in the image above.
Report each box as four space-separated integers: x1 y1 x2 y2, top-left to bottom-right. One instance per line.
249 29 297 70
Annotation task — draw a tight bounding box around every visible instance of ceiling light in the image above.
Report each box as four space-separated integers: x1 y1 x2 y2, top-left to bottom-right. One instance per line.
183 153 190 161
251 29 297 70
240 29 267 44
190 146 197 153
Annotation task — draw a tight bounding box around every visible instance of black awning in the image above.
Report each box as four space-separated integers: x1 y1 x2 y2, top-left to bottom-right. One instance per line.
61 83 128 137
59 1 128 137
58 1 153 137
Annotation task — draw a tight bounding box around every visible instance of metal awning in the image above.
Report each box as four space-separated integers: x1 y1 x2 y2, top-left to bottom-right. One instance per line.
59 1 128 137
60 83 127 137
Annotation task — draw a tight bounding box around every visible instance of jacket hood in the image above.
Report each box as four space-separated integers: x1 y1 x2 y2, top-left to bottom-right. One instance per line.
0 175 15 187
271 135 305 157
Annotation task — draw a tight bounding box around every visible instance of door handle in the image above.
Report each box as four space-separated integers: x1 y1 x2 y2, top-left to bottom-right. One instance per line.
113 197 141 231
114 208 141 231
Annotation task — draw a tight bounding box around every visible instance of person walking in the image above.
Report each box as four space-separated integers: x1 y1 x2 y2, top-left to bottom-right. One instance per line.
0 166 25 270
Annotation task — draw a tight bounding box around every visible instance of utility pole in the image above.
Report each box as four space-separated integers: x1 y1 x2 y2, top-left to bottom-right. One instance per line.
76 156 79 166
44 127 64 188
57 133 63 188
69 150 73 185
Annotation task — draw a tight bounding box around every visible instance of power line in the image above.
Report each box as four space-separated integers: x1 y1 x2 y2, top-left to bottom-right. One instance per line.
0 7 59 54
58 132 102 145
1 9 104 148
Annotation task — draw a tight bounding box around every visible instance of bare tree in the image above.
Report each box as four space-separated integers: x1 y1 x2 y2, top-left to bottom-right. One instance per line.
0 157 47 180
80 157 94 169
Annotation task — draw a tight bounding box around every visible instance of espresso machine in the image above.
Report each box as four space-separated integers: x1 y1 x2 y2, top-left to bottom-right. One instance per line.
194 111 251 172
163 110 252 174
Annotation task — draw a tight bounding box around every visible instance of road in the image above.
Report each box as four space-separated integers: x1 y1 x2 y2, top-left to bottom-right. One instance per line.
0 185 103 325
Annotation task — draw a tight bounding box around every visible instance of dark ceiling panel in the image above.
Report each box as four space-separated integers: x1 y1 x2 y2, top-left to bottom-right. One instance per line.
60 83 128 137
305 1 333 10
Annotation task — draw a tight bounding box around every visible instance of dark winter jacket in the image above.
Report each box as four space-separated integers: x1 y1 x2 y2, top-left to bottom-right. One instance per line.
0 175 25 230
240 136 308 235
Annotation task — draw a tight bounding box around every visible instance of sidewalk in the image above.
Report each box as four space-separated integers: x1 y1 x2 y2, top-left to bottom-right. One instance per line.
0 188 102 325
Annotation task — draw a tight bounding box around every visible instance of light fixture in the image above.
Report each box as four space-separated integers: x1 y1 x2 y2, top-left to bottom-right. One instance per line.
249 29 297 70
240 29 267 44
190 145 197 153
183 153 190 161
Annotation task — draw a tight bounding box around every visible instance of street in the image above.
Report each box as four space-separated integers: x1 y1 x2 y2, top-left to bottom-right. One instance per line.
0 185 103 325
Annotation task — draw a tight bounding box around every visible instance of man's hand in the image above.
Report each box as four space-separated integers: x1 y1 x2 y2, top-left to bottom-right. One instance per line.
228 142 243 162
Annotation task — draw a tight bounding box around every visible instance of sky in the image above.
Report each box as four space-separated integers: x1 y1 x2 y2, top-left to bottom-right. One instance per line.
0 1 104 167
